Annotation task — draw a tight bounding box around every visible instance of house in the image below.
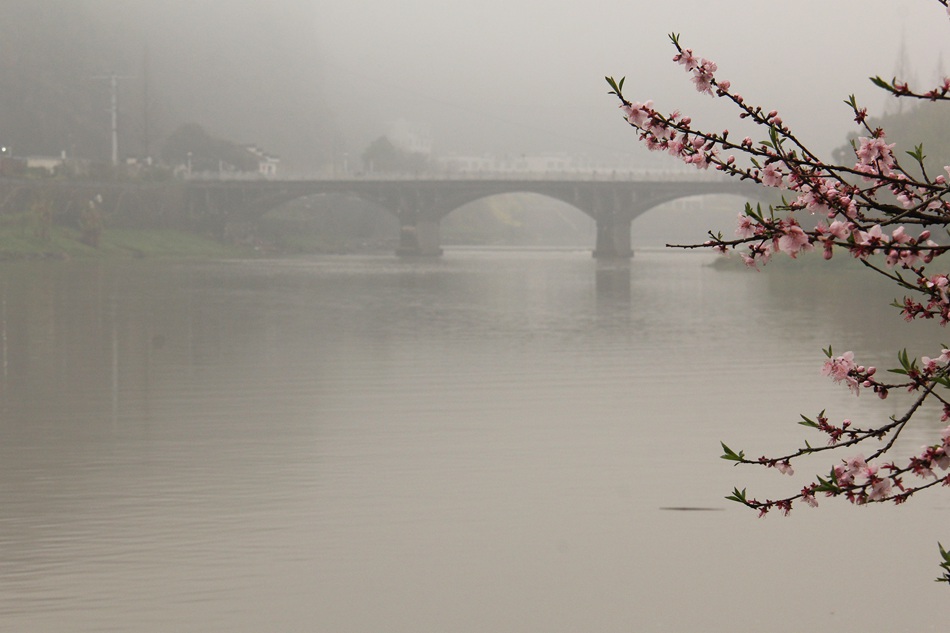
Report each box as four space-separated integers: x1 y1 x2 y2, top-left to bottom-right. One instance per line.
243 145 280 178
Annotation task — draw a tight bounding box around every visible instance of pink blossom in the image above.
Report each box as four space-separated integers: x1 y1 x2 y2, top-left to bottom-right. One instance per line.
775 460 794 476
742 242 773 268
867 476 892 501
834 453 867 487
693 73 712 95
921 356 941 374
740 253 760 269
761 163 784 188
822 241 834 260
792 188 829 216
735 213 756 239
621 101 652 128
674 48 698 70
822 351 859 392
926 274 950 302
667 138 686 157
776 223 812 257
857 224 889 247
934 447 950 471
822 352 854 381
855 136 897 172
691 59 718 96
827 220 853 240
890 226 911 244
685 152 713 170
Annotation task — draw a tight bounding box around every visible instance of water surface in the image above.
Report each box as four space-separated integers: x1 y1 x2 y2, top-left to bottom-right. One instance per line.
1 250 947 632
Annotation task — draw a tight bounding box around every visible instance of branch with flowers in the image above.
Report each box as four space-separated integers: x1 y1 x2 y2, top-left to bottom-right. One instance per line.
607 0 950 583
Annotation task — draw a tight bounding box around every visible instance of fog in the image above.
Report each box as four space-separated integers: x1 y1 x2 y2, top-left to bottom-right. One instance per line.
4 1 950 172
317 0 950 166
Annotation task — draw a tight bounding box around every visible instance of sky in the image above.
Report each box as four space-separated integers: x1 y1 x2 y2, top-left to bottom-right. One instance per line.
310 0 950 167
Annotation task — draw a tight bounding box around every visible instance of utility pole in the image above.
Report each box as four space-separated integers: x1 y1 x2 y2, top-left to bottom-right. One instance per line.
92 72 133 166
142 45 151 163
108 73 119 165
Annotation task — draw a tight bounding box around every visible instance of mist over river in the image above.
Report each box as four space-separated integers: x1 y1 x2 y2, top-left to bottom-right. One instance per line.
1 249 947 632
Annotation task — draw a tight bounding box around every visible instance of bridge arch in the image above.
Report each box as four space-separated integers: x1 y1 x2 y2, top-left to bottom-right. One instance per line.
438 192 594 248
628 192 758 249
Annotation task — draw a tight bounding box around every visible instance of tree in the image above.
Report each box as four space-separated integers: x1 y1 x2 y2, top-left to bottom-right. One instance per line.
607 0 950 582
161 123 259 174
361 135 428 175
834 100 950 171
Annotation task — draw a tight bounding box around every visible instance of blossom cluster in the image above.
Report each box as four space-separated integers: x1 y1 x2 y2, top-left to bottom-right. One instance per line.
609 0 950 580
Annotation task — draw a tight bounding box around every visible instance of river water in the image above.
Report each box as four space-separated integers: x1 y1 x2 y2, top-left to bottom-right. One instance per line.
0 248 948 632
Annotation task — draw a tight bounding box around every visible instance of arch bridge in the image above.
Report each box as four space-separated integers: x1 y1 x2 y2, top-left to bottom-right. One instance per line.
0 175 765 258
181 175 764 257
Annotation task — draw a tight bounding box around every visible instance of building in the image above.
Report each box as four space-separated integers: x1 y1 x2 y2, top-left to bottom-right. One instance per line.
243 145 280 178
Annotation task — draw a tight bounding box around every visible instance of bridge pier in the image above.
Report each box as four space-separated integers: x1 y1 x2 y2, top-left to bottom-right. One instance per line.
592 214 633 259
396 217 443 257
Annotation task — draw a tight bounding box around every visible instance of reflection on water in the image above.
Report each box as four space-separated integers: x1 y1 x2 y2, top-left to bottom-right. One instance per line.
0 251 947 633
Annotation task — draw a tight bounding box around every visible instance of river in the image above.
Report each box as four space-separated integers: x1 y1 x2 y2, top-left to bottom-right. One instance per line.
0 249 947 632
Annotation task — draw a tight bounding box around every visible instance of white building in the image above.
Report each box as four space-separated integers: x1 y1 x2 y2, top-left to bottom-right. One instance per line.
243 145 280 178
387 119 432 156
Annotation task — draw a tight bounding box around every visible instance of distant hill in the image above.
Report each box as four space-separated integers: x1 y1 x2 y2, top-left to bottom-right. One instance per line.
0 1 334 173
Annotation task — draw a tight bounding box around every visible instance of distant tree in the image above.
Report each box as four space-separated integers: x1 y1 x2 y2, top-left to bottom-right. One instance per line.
161 123 258 173
833 101 950 171
361 135 428 174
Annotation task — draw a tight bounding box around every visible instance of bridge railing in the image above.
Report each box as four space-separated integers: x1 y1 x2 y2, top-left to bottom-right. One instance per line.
184 169 733 183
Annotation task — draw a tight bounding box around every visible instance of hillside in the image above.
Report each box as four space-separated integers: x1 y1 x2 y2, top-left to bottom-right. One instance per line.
0 1 333 172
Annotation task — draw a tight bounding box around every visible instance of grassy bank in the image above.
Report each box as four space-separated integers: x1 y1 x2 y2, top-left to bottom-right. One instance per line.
0 225 250 261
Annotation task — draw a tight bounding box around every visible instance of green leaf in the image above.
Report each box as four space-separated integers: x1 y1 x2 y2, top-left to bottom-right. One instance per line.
799 414 818 428
906 143 926 162
869 75 893 91
898 348 911 370
725 487 747 504
936 542 950 584
720 442 745 462
814 474 839 494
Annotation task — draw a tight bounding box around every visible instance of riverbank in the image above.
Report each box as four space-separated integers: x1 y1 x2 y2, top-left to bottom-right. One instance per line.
0 225 252 261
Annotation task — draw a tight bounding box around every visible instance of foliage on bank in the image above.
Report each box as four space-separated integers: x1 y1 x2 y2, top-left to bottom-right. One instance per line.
0 223 247 261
